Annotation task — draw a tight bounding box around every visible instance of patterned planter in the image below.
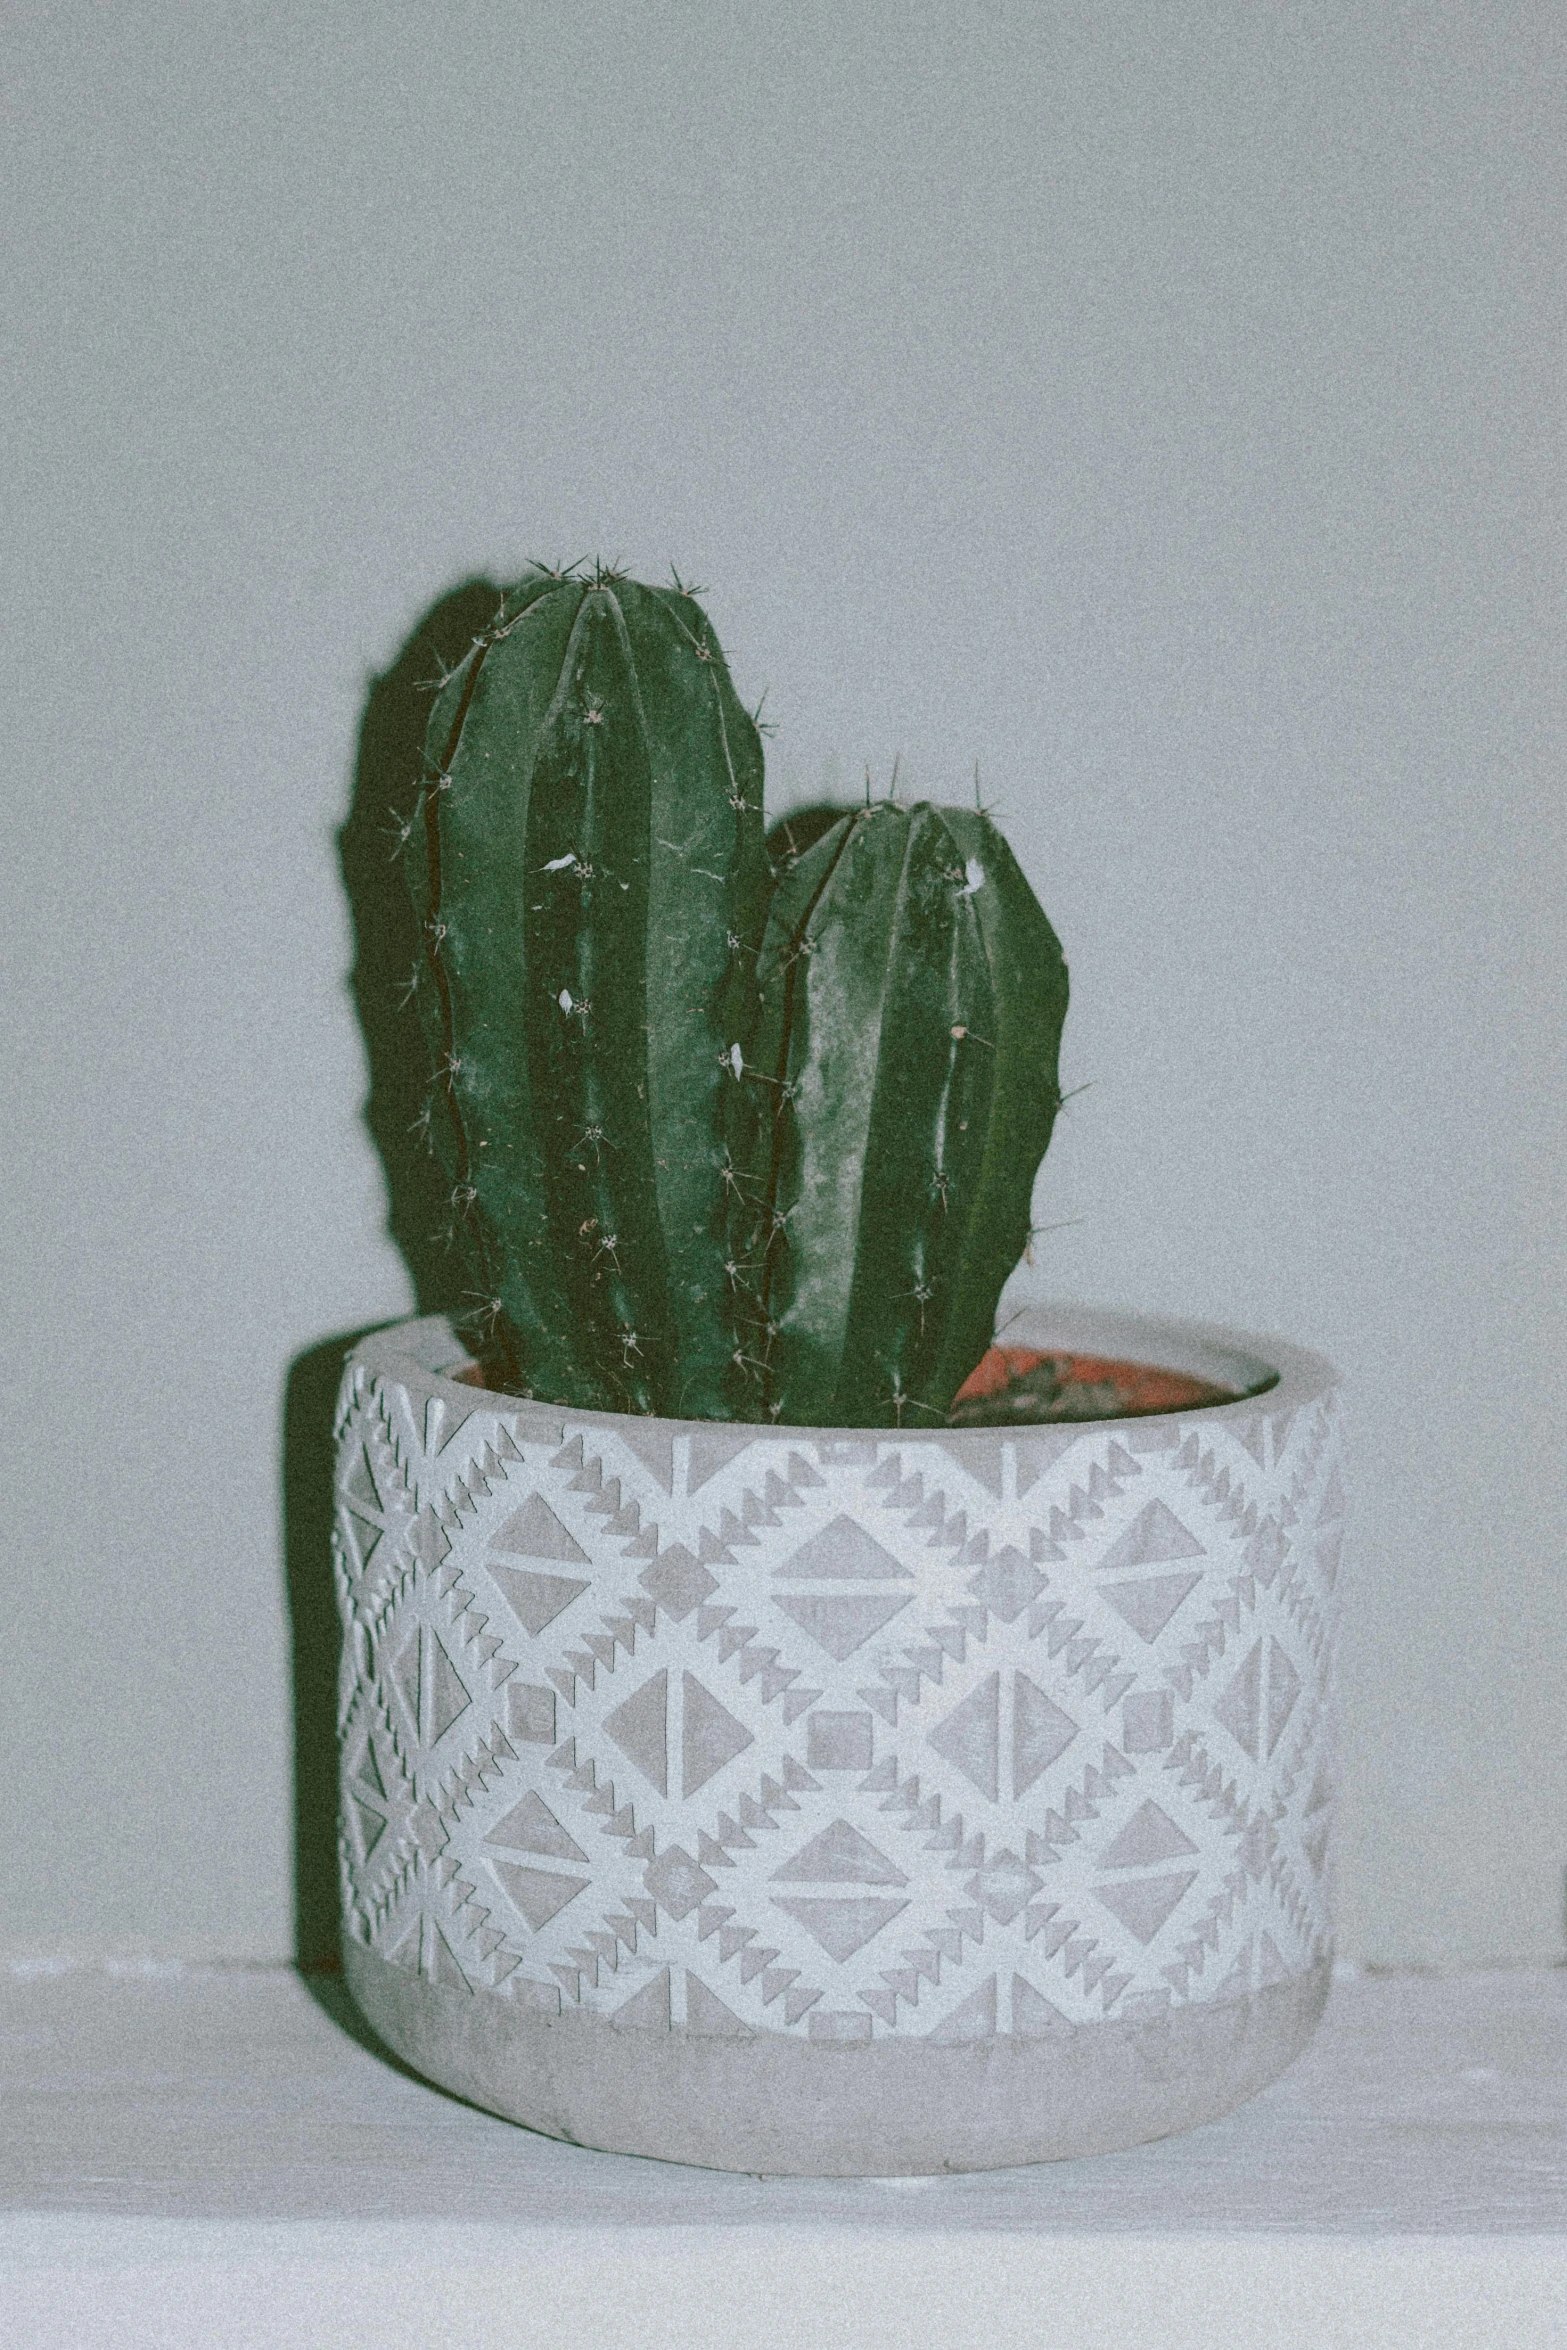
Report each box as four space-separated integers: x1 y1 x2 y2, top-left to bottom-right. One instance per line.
332 1304 1343 2174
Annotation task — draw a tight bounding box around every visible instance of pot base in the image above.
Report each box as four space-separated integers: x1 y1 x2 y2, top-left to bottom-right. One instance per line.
344 1939 1331 2175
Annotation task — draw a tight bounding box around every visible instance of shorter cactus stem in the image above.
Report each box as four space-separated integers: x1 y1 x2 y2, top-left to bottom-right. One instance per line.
732 799 1067 1427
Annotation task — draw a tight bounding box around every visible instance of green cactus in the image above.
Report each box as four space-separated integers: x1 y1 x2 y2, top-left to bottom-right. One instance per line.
728 799 1069 1427
399 559 1069 1428
403 565 769 1416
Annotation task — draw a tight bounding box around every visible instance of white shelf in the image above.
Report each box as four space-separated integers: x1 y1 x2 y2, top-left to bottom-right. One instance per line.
3 1963 1563 2348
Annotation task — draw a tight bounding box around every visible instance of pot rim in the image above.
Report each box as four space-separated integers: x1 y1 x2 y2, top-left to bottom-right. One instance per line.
352 1301 1337 1438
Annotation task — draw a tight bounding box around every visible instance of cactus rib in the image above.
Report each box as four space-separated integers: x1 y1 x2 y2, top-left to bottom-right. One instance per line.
733 800 1067 1427
406 569 768 1413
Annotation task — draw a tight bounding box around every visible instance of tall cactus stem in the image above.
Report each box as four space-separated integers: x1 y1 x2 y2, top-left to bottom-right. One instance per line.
406 568 769 1413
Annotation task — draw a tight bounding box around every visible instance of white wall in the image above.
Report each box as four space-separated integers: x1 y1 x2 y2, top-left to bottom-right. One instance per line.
4 0 1561 1966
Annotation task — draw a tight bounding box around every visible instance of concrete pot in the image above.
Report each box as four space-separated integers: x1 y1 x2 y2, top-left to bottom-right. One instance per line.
332 1304 1343 2174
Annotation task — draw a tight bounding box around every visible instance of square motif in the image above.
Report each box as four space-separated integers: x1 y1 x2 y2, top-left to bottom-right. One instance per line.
809 2009 873 2043
1121 1690 1174 1752
807 1710 874 1771
507 1682 557 1745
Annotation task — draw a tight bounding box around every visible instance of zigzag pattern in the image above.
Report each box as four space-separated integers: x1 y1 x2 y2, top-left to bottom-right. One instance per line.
334 1337 1345 2041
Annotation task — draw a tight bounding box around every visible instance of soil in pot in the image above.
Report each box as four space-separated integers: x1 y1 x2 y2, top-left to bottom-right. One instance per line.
950 1345 1248 1424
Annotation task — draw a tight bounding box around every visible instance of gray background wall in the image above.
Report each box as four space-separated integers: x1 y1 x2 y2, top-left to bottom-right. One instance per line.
4 0 1561 1967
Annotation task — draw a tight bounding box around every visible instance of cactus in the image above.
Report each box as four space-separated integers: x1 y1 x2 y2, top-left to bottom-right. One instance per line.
398 559 1069 1428
728 799 1069 1427
403 565 769 1416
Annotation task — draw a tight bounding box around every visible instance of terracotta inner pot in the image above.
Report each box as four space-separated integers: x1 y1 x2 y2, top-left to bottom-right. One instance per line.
951 1345 1241 1422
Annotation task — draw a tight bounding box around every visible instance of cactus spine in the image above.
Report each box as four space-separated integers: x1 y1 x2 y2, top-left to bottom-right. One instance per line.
729 800 1068 1427
405 567 769 1416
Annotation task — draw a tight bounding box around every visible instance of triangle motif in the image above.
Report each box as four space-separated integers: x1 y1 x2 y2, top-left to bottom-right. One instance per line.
1097 1499 1207 1573
424 1395 478 1458
342 1508 382 1576
389 1630 422 1727
774 1591 911 1661
1099 1798 1199 1869
685 1973 752 2038
1094 1869 1198 1946
771 1819 908 1885
387 1919 420 1973
342 1443 381 1517
772 1895 908 1961
1011 1974 1075 2041
1258 1930 1292 1986
1316 1465 1348 1525
489 1564 590 1636
491 1860 591 1931
428 1636 470 1742
773 1515 911 1579
1266 1638 1301 1758
681 1672 753 1797
485 1790 589 1864
687 1429 756 1492
490 1492 590 1563
1216 1639 1264 1759
929 1672 1000 1801
352 1798 386 1859
613 1969 672 2032
1099 1571 1203 1645
605 1668 669 1795
615 1425 674 1493
1215 1938 1253 1999
427 1924 472 1992
928 1975 997 2043
1013 1672 1078 1796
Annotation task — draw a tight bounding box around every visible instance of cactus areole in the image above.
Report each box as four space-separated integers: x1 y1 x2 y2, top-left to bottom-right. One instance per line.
404 566 1068 1428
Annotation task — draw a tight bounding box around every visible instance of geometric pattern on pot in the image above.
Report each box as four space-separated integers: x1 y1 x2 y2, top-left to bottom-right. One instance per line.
334 1325 1344 2046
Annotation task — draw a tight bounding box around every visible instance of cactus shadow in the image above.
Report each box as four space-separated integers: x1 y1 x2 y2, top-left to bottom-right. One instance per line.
766 803 852 870
281 580 506 1977
281 1324 379 1970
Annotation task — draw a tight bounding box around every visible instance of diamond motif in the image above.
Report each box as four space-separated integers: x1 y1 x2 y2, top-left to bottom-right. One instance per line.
337 1335 1343 2043
641 1544 718 1620
965 1851 1042 1925
967 1545 1045 1621
644 1846 718 1920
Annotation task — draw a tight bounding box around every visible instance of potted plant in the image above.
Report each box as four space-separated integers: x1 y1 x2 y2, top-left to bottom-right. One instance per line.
333 567 1343 2173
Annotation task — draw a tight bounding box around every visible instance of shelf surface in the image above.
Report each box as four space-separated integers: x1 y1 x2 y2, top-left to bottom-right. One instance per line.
3 1962 1563 2347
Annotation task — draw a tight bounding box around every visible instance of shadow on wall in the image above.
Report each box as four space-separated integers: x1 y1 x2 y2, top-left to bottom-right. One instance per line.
281 577 501 1972
338 573 504 1318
